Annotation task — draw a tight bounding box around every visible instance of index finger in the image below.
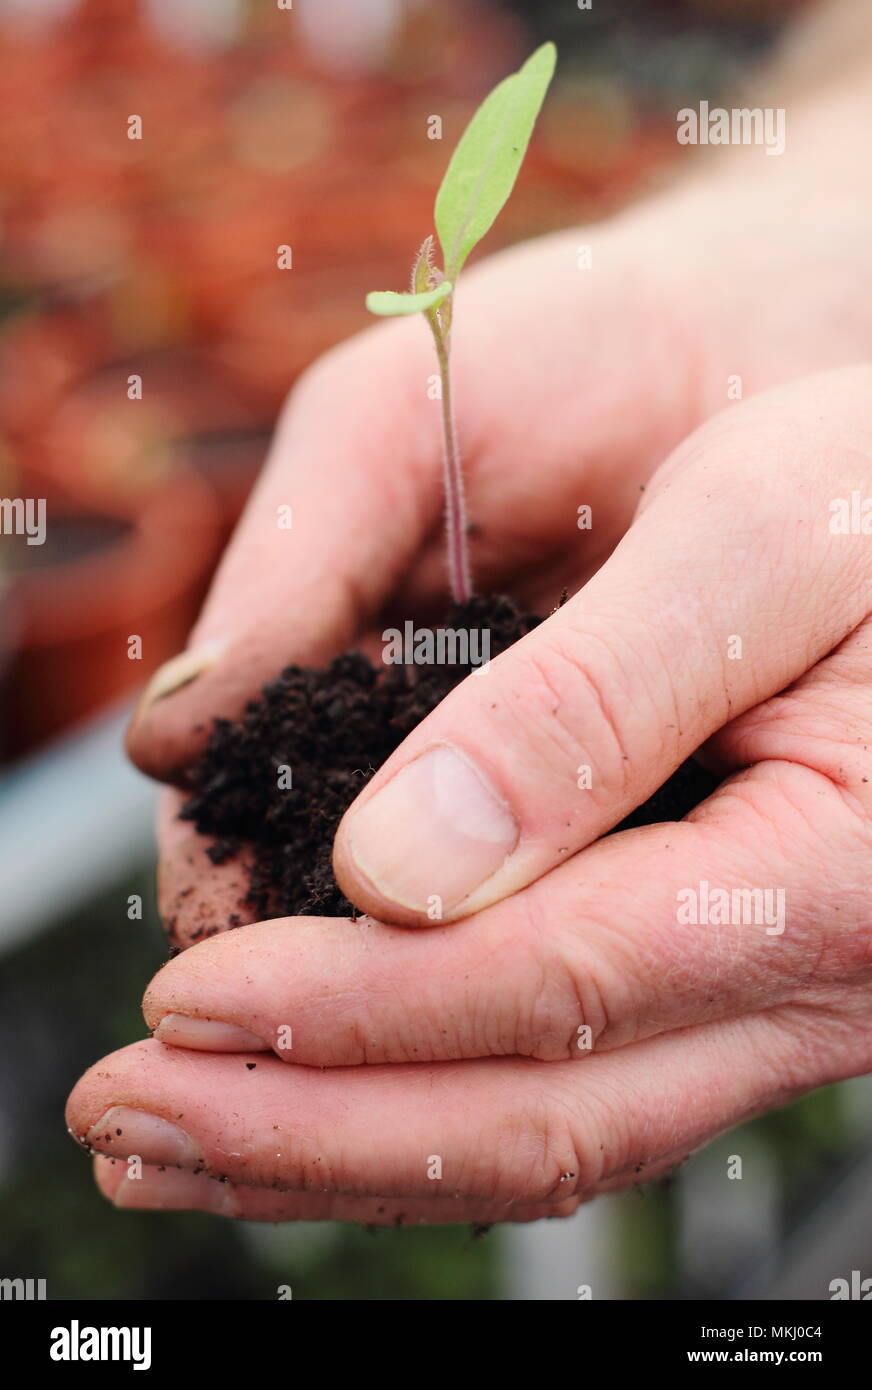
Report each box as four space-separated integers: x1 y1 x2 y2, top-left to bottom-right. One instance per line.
126 324 437 783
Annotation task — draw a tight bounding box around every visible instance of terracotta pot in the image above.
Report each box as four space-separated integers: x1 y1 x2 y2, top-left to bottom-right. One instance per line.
4 467 221 758
24 351 263 526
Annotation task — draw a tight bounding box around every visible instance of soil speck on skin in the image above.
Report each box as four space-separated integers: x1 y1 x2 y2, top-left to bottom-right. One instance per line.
181 595 720 922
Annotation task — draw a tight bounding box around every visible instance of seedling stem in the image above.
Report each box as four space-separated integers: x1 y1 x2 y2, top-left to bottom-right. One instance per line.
367 42 556 605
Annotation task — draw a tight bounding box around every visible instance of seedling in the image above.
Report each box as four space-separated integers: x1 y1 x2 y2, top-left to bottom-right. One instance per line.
367 42 557 604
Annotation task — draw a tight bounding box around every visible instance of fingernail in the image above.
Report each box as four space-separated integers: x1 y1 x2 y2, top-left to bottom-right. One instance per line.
114 1166 237 1216
138 640 225 712
85 1106 202 1167
347 744 518 913
153 1014 269 1052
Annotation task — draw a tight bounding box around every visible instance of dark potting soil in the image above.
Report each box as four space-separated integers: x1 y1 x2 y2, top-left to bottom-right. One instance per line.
181 595 720 922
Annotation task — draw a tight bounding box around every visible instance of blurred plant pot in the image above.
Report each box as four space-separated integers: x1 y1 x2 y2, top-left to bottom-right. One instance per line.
0 308 105 441
204 256 409 412
174 426 270 545
4 467 221 759
28 353 265 539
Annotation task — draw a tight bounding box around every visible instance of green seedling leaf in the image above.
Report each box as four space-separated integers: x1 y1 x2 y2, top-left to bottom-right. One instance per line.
366 281 452 317
435 41 556 280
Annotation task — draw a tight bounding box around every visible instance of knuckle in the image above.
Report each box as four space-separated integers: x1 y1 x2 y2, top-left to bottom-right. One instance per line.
510 887 622 1060
554 892 656 1053
512 630 636 799
504 894 596 1061
538 1082 615 1198
502 1084 594 1202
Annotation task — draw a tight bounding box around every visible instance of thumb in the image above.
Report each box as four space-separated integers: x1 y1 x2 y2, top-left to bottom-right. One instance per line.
126 323 438 782
332 367 872 926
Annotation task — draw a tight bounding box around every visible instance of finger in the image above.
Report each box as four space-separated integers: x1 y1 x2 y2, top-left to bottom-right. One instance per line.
68 1003 870 1203
156 789 257 949
333 366 872 925
142 751 871 1064
126 325 439 783
704 611 872 795
151 621 395 947
92 1156 579 1225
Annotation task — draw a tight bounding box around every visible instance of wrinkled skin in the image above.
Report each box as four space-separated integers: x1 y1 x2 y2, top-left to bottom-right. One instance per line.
67 90 872 1225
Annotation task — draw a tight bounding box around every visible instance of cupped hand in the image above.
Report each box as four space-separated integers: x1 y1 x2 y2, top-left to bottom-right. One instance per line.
130 143 872 941
68 365 872 1221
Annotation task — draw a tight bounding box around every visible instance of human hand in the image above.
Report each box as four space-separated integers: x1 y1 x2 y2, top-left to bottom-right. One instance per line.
128 130 872 942
68 365 872 1220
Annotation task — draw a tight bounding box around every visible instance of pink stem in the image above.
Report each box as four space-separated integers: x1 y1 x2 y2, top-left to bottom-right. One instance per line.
435 332 472 605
